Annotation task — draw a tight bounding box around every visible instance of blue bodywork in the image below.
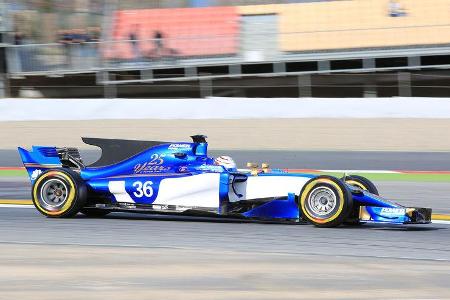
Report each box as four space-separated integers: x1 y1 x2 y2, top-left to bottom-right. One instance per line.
18 137 431 224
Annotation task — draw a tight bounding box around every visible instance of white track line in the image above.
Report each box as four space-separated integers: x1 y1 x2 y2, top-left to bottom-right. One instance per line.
431 220 450 225
0 204 34 208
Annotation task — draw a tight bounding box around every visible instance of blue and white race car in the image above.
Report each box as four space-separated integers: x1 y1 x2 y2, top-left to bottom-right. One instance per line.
18 135 431 227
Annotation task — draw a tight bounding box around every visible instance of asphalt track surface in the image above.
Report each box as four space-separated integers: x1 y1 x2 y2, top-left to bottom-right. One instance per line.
3 149 450 170
2 150 450 298
0 207 449 299
3 207 449 261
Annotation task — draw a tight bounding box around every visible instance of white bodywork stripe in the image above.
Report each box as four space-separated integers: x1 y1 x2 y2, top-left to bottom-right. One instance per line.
153 173 220 208
229 176 310 202
108 181 135 203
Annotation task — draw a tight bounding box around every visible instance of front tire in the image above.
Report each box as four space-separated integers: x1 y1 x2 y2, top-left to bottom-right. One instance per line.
344 175 378 195
344 175 379 225
299 176 353 227
32 169 87 218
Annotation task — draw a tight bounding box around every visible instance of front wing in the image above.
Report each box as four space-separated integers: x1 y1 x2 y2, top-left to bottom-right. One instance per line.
359 206 432 224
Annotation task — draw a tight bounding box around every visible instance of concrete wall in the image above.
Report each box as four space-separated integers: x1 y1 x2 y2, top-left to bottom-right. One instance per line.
2 97 450 121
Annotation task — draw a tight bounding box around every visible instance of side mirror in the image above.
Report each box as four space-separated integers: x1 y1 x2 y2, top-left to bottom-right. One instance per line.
261 162 270 173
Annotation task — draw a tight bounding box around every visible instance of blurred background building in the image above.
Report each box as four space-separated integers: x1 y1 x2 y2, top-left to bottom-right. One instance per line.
1 0 450 98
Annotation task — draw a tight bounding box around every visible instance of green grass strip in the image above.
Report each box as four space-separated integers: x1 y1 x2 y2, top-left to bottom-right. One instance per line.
0 169 28 177
319 172 450 182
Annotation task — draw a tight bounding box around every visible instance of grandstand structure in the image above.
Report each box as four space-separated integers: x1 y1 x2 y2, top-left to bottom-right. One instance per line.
2 0 450 97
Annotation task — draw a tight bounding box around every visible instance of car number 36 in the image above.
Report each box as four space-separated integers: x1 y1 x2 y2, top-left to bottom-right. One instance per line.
132 181 154 198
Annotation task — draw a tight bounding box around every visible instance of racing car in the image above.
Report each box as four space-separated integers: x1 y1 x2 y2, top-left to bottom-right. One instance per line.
18 135 432 227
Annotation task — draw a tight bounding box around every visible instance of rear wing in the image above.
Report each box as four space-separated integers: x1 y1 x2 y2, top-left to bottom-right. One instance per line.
18 146 62 183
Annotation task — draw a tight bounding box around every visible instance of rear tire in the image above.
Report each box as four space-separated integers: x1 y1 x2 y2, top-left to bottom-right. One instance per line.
299 176 353 227
32 168 87 218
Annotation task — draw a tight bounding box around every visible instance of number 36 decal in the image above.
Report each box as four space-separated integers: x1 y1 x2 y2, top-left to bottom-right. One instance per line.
132 181 154 198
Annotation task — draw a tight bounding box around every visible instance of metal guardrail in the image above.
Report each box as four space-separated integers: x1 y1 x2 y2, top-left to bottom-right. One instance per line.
6 38 450 77
7 36 239 75
7 42 102 74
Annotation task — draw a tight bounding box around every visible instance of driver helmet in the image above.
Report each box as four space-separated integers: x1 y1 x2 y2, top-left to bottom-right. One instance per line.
214 155 237 171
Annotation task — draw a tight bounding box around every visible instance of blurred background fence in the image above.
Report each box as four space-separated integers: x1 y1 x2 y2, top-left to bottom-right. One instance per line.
1 0 450 98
